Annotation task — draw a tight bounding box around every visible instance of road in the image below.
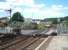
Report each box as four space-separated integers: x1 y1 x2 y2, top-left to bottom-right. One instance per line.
21 30 41 35
21 29 49 37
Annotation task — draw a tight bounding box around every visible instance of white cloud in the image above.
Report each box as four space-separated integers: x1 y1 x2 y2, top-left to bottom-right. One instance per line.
23 4 65 19
0 0 67 19
6 0 34 7
0 2 10 9
51 5 63 11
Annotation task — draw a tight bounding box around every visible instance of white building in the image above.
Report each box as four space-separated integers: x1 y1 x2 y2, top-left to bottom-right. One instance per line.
0 17 9 23
32 19 41 24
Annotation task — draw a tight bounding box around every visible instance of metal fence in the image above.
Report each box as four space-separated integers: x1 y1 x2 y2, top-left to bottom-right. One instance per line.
57 21 68 35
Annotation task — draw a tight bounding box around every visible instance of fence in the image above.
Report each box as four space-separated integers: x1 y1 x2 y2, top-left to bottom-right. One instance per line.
0 27 12 34
57 21 68 35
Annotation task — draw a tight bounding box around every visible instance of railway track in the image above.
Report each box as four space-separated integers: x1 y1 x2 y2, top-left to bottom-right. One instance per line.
4 37 40 50
4 37 50 50
0 35 29 50
23 38 45 50
0 34 21 45
0 35 48 50
0 34 40 50
0 30 52 50
5 37 52 50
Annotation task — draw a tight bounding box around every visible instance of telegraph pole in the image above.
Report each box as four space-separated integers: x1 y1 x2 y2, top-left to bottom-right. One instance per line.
6 8 12 32
6 8 12 20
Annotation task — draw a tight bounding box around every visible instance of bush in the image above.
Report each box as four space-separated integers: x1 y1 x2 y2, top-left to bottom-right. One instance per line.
37 24 46 30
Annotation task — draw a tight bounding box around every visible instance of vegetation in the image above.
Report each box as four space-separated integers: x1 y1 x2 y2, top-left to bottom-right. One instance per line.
43 16 68 24
10 12 24 22
23 22 38 29
44 18 57 22
37 23 46 30
22 22 46 30
52 19 58 24
9 12 24 27
9 12 24 34
64 21 68 27
64 16 68 21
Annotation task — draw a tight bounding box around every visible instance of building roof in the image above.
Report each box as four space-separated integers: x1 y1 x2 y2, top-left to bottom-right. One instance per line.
0 17 9 20
0 21 8 27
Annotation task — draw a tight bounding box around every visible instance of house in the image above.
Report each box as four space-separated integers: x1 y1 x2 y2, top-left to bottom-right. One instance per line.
0 17 9 23
32 19 41 24
0 17 9 27
41 20 52 25
24 18 32 23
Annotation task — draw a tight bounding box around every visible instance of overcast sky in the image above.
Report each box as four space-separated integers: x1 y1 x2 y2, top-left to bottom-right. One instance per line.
0 0 68 19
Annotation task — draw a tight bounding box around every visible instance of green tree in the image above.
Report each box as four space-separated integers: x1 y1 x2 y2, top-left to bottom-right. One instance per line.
9 12 24 34
9 12 24 28
52 19 58 24
10 12 24 22
64 16 68 21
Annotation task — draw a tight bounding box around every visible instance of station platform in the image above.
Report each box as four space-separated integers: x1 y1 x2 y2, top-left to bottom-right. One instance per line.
46 36 68 50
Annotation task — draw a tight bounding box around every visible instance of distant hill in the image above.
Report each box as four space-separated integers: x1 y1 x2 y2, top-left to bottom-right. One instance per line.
42 16 68 22
59 16 68 21
41 18 57 22
63 16 68 21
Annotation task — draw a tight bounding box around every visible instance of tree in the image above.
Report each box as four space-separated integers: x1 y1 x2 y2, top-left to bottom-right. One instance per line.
9 12 24 34
64 16 68 21
10 12 24 22
52 19 58 24
9 12 24 27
